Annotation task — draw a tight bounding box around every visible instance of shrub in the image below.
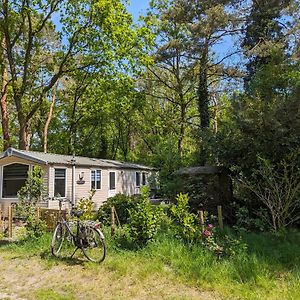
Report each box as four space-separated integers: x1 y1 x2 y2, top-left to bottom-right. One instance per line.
98 193 143 225
169 193 198 242
241 156 300 232
25 215 48 239
77 190 96 220
201 223 248 258
233 204 270 232
111 225 135 249
128 199 163 246
17 166 47 238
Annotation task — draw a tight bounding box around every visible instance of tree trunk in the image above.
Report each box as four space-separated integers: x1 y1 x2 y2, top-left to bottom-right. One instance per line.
178 102 185 157
44 89 57 153
0 36 11 150
198 42 209 129
18 115 31 150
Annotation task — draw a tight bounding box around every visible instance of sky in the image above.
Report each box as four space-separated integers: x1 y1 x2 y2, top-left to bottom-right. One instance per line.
126 1 236 61
127 0 150 21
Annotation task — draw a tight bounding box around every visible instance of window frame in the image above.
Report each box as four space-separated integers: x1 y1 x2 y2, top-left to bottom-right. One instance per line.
142 172 147 186
54 167 67 198
2 163 30 199
90 169 102 190
109 171 116 190
135 171 141 188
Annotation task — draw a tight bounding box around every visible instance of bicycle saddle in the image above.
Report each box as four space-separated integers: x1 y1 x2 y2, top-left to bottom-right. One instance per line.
71 210 84 218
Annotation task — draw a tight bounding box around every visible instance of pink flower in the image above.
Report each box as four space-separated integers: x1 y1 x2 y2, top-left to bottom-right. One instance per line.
202 230 212 238
207 224 213 229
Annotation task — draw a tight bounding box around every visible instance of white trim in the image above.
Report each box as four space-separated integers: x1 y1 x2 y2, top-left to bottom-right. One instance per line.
1 162 32 199
90 169 102 190
109 171 116 190
72 164 76 205
53 167 67 198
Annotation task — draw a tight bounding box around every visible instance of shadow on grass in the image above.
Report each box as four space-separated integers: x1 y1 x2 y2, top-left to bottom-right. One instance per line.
240 230 300 272
40 249 91 266
0 239 11 247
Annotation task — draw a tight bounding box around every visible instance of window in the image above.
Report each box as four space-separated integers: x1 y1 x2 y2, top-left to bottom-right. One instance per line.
91 170 101 190
109 172 116 190
2 163 29 198
54 168 66 197
142 172 147 186
135 172 141 187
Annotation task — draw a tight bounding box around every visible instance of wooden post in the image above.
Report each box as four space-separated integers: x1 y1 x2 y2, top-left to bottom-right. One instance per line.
114 206 120 227
217 205 224 231
8 205 13 238
111 206 115 237
199 210 205 232
36 207 41 219
0 209 3 233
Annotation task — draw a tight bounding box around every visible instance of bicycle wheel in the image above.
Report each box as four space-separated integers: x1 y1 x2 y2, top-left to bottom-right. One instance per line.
82 227 106 262
51 223 64 256
51 223 74 258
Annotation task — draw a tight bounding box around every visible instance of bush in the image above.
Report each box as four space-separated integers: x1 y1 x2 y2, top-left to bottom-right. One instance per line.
25 215 47 239
17 166 47 238
241 156 300 232
98 193 143 225
77 190 96 220
128 199 163 246
233 204 270 232
169 193 198 242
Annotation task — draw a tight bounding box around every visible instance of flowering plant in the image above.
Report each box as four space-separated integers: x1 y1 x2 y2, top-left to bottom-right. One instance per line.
202 224 213 238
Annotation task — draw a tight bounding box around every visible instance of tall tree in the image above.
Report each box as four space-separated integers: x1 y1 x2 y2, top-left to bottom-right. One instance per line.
142 0 198 158
242 0 291 89
0 32 10 150
0 0 145 150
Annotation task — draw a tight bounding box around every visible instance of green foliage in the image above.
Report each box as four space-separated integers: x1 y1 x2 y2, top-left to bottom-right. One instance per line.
242 156 300 232
1 230 300 300
110 225 135 250
17 166 46 218
17 166 47 238
25 215 48 239
98 193 143 225
128 199 163 246
233 204 270 232
77 190 96 220
169 193 198 241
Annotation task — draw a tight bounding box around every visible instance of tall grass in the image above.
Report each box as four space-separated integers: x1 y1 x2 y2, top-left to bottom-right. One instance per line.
0 228 299 300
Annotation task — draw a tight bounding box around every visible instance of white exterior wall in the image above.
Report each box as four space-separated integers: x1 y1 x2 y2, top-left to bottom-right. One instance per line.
0 155 150 211
0 156 49 212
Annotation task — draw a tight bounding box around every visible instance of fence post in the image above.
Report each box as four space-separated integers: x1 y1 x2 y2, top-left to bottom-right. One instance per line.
114 206 120 226
199 210 205 232
217 205 224 231
0 209 2 233
36 207 41 219
111 206 115 237
8 205 13 238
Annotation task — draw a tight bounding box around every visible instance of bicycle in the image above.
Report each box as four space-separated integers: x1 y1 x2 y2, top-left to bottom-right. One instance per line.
51 198 106 262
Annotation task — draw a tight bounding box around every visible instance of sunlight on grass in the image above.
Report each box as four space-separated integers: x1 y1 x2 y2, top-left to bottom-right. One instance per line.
0 230 299 300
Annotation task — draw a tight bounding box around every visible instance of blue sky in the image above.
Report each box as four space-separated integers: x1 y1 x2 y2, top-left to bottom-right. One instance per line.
127 0 150 21
126 0 238 64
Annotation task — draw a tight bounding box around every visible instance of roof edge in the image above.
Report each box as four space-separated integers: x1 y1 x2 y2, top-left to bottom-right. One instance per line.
3 148 48 165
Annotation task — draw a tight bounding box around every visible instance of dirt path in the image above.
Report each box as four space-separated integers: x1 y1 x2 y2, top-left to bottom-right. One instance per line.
0 253 221 300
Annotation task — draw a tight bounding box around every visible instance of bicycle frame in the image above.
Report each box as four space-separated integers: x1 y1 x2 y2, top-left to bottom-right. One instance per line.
52 198 106 262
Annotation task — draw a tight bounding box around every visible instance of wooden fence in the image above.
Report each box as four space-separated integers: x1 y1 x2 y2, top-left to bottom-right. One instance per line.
0 206 66 238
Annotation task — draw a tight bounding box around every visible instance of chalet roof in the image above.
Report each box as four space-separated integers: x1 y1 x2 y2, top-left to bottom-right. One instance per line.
0 148 154 171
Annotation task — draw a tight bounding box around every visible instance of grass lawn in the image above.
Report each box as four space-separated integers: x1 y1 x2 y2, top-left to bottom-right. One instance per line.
0 229 299 300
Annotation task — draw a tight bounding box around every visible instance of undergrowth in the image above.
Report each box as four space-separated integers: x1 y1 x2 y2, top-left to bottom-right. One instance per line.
0 228 299 300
